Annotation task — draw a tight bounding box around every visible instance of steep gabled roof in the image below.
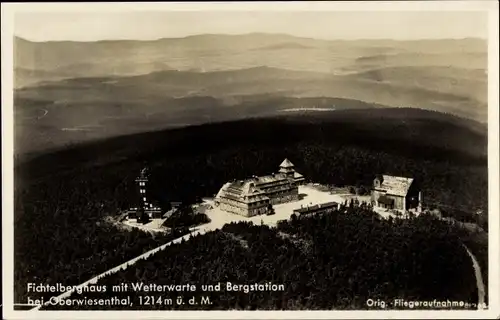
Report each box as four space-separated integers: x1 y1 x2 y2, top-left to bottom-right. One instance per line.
280 158 294 168
255 173 287 184
216 180 269 203
376 175 414 197
294 172 304 179
216 157 302 205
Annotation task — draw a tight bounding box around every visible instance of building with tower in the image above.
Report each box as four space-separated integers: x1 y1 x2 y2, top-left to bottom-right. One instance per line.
214 158 305 217
279 158 305 185
127 168 163 220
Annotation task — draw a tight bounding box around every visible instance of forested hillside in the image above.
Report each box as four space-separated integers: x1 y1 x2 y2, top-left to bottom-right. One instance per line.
14 110 487 305
45 206 477 310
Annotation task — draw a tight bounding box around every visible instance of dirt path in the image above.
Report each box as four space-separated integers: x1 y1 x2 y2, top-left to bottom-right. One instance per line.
462 243 486 309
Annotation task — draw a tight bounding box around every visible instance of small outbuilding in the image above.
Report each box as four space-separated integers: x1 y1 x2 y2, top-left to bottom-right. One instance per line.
371 174 422 211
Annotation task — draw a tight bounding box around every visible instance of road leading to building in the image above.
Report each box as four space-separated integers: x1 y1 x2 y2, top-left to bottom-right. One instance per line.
461 243 486 310
31 226 212 311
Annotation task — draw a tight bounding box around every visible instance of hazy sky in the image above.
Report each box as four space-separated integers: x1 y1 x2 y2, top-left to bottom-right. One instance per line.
14 10 488 42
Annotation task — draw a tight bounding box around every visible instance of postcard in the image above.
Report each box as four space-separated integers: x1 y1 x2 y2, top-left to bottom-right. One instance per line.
2 1 499 319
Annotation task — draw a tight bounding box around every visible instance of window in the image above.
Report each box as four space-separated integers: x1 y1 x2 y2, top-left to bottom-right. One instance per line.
139 182 145 186
140 189 145 194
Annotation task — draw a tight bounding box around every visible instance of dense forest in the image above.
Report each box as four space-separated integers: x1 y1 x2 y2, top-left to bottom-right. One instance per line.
14 109 488 305
14 163 190 303
45 205 478 310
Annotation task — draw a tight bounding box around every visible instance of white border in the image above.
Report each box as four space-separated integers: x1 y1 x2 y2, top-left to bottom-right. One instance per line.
0 1 497 12
2 2 499 319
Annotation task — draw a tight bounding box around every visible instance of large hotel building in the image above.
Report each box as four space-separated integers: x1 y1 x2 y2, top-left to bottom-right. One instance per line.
214 159 305 217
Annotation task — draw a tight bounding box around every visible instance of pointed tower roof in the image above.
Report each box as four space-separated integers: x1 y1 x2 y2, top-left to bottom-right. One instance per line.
280 158 294 168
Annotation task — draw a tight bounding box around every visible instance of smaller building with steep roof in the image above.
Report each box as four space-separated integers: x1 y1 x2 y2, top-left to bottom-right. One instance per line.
371 174 421 211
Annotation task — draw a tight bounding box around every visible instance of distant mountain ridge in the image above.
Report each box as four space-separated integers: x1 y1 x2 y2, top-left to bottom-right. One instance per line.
14 33 487 44
14 33 487 77
13 33 489 155
16 64 487 122
251 42 314 50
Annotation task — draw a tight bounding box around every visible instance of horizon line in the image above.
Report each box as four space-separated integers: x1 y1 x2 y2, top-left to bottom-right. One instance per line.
13 32 489 44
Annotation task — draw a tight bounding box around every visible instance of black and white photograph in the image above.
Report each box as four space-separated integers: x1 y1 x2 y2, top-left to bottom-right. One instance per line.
2 2 499 319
